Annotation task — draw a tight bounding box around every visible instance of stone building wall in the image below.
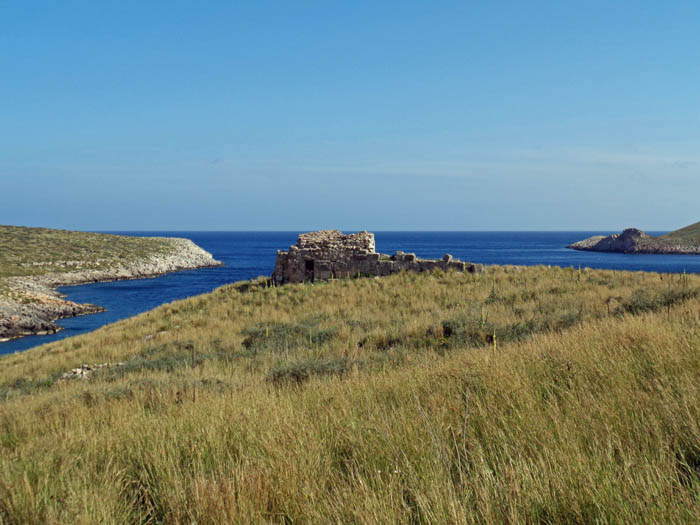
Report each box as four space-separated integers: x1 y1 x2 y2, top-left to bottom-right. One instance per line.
272 230 483 285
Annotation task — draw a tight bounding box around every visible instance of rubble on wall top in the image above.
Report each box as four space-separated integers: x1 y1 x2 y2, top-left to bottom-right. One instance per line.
296 230 375 253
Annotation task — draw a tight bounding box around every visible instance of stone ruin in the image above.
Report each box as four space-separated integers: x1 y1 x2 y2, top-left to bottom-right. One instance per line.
272 230 483 285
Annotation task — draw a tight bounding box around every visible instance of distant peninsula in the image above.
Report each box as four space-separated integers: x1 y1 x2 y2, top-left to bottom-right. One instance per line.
0 226 222 343
568 221 700 255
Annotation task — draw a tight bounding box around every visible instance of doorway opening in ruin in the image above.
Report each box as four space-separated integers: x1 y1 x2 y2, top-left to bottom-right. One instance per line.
304 260 314 282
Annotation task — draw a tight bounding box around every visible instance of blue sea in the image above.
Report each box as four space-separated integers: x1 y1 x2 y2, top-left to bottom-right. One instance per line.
2 231 700 355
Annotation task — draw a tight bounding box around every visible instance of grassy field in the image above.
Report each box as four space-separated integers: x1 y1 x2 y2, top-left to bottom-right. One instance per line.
0 225 173 280
1 265 700 523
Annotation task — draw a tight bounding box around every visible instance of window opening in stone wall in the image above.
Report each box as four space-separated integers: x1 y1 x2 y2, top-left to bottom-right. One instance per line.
305 260 314 282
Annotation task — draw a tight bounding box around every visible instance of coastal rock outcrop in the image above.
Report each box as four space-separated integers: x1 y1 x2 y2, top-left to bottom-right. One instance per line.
272 230 483 285
569 228 651 253
0 237 222 343
569 225 700 255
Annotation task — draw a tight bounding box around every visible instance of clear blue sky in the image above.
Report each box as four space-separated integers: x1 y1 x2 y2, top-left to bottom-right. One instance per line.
1 1 698 231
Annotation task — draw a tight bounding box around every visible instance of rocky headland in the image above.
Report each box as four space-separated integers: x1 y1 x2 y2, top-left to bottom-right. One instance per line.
0 236 221 342
568 222 700 255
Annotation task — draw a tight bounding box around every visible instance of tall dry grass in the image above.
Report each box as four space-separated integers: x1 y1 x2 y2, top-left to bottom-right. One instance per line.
1 266 700 523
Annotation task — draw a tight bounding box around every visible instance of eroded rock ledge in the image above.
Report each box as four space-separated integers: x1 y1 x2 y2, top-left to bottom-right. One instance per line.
0 238 222 343
272 230 483 285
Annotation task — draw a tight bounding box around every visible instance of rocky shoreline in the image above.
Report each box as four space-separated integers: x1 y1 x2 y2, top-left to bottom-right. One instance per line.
568 228 700 255
0 238 222 343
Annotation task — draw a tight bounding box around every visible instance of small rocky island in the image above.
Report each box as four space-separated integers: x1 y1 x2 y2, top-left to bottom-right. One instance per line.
0 226 222 342
272 230 483 284
568 221 700 255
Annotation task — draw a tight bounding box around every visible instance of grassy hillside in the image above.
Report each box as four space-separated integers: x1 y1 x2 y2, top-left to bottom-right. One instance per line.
660 221 700 246
0 225 173 280
1 266 700 523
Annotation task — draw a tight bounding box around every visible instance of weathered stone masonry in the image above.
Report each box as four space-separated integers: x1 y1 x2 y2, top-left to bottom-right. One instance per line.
272 230 484 285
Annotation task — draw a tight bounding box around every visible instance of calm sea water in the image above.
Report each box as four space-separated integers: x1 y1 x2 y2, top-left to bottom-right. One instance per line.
2 231 699 355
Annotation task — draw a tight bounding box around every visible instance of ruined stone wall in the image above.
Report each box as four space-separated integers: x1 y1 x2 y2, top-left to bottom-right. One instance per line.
272 230 483 285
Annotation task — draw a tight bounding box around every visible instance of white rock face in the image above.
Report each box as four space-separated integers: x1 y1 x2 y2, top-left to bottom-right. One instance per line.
0 237 222 342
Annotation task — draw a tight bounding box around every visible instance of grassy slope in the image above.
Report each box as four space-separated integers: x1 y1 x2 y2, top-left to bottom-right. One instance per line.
1 266 700 523
659 221 700 246
0 225 174 280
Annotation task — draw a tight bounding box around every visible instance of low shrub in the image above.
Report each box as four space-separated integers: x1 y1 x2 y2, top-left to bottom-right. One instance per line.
266 358 355 385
